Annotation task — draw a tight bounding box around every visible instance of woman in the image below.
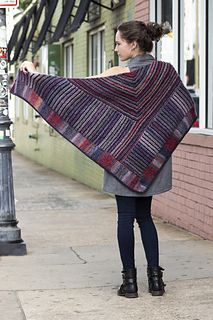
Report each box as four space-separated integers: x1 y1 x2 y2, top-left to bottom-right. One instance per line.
103 21 170 299
18 21 195 299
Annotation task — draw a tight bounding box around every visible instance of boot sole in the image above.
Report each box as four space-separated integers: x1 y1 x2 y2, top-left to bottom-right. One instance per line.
149 290 165 296
125 292 139 298
117 291 139 298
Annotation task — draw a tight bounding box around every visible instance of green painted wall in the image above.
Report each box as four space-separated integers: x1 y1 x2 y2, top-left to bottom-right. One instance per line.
13 0 134 191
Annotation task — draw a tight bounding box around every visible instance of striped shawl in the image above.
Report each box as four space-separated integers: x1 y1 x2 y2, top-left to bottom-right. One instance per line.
11 61 197 192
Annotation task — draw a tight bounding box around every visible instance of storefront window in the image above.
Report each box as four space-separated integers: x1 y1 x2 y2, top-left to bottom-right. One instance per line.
153 0 209 130
183 0 200 127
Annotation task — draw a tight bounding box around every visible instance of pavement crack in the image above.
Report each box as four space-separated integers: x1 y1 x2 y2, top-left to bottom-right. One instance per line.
70 247 87 264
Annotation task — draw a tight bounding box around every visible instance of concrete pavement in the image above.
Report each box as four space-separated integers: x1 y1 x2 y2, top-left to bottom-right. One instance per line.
0 151 213 320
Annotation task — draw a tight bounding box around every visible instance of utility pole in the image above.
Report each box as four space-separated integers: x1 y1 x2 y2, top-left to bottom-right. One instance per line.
0 2 26 255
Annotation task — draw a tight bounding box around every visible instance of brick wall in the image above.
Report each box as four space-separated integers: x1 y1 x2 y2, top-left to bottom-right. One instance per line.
135 0 150 21
152 133 213 240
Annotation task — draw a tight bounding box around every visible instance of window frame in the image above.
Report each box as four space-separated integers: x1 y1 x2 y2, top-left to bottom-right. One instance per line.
207 0 213 129
150 0 212 134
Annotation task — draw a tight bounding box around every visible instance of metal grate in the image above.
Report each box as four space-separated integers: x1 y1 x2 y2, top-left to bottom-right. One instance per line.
88 0 101 22
111 0 125 10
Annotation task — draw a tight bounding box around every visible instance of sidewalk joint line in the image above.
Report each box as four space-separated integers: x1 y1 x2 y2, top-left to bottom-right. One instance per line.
15 291 27 320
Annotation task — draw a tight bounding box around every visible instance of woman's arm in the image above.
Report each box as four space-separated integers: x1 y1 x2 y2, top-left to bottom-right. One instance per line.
19 61 129 77
89 66 130 78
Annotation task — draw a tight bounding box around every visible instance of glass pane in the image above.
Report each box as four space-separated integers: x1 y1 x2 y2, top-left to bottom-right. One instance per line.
92 33 98 75
184 0 200 127
100 30 105 73
90 30 105 75
41 45 48 74
64 44 73 78
160 0 173 63
66 46 70 77
161 0 172 27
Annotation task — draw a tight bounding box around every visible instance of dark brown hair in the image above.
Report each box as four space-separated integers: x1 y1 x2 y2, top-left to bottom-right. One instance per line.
117 21 166 53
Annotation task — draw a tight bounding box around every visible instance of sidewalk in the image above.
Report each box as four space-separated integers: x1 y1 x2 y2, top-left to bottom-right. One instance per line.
0 151 213 320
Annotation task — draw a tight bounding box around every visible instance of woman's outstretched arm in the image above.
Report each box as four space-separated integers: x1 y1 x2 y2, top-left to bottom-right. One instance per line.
89 66 129 77
19 61 129 77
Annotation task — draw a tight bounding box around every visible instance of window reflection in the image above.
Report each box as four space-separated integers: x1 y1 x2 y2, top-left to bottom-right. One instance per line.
160 0 173 64
184 0 200 127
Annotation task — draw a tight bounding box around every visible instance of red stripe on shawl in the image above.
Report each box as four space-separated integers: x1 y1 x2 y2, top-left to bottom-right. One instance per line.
99 153 114 167
79 139 90 150
47 111 62 127
28 91 43 110
143 165 158 180
164 137 177 152
128 176 139 189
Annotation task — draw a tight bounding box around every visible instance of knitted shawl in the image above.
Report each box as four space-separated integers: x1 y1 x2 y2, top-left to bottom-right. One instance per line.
11 61 197 192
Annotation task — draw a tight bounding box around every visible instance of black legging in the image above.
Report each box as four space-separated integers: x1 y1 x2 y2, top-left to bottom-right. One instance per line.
115 195 159 270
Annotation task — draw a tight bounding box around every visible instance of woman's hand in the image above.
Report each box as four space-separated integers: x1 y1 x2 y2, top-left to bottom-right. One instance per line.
19 61 37 74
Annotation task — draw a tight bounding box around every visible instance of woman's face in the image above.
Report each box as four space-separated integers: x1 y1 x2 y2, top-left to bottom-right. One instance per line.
115 30 136 61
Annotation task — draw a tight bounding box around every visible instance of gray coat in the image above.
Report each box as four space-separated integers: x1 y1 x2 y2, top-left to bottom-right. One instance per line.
102 54 172 197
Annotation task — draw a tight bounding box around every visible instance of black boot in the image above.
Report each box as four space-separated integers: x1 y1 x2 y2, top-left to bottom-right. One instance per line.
147 266 166 296
117 268 138 298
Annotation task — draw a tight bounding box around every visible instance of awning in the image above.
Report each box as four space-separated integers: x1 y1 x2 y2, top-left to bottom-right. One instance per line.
49 0 75 44
19 0 47 60
10 5 37 64
8 15 26 58
32 0 58 54
8 0 104 63
68 0 92 33
49 0 114 42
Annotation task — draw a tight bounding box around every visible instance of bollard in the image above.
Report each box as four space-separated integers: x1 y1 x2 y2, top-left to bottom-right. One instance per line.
0 7 26 255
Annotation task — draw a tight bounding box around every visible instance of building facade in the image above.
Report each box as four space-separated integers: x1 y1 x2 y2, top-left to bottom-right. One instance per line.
9 0 213 240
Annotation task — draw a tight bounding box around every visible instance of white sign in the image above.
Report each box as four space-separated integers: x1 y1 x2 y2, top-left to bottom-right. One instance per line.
0 0 19 7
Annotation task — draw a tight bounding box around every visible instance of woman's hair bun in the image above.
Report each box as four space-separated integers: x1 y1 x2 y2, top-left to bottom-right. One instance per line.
117 20 172 52
146 22 164 42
